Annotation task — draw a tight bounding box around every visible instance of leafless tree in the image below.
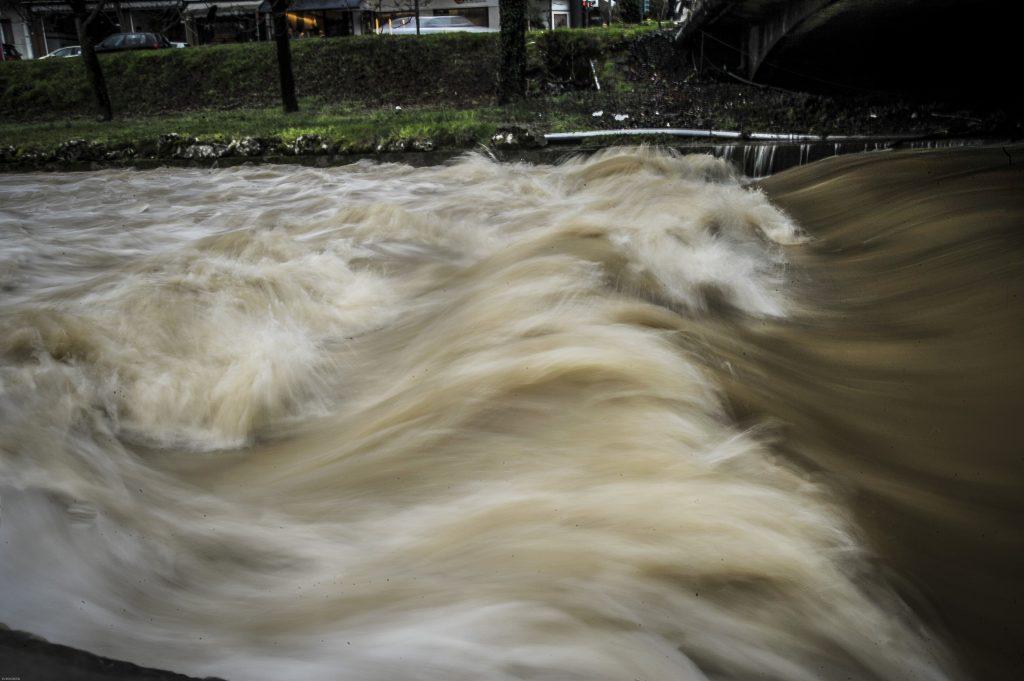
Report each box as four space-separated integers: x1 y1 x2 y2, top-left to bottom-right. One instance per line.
498 0 526 102
270 0 298 112
67 0 114 120
1 0 112 117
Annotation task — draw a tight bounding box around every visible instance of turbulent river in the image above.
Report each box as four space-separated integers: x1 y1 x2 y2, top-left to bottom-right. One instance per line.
0 147 1021 681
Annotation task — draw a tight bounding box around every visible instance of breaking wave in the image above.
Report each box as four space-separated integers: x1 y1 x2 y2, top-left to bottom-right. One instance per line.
0 148 974 680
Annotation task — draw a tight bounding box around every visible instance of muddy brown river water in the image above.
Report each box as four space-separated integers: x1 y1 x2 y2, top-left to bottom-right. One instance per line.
0 146 1021 681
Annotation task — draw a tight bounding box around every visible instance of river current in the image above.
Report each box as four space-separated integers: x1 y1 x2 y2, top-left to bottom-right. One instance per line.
0 147 1021 680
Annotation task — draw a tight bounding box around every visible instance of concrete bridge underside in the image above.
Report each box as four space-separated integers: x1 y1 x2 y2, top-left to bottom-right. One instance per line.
678 0 840 80
678 0 1019 104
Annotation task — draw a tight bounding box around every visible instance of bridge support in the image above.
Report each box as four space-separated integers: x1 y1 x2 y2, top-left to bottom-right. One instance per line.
676 0 840 82
743 0 837 80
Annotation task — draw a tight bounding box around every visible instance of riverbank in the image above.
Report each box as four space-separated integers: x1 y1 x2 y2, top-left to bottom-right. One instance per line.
0 128 995 179
2 27 1017 173
0 105 1008 175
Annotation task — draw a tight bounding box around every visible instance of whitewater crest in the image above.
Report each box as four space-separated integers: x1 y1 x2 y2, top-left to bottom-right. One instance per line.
0 149 953 681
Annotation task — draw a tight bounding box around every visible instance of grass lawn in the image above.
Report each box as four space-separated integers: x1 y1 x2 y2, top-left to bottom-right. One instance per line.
0 98 607 153
0 22 669 158
0 23 663 124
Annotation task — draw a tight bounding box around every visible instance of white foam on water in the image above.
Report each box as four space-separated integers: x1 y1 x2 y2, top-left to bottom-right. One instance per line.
0 149 955 681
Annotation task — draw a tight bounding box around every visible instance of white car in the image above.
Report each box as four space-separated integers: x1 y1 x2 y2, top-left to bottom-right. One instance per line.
40 45 81 59
379 15 496 34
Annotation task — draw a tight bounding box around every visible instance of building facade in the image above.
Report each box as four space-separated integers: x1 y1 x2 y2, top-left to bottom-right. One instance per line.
1 6 38 59
2 0 604 59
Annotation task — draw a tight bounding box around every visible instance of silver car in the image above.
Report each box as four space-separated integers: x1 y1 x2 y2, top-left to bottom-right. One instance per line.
40 45 81 59
379 15 495 34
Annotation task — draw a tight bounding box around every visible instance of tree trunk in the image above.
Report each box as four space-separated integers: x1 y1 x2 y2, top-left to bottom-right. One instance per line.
414 0 421 35
498 0 527 103
113 1 128 31
70 0 113 121
271 0 299 113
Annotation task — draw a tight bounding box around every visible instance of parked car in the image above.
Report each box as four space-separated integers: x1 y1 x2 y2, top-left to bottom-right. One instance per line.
1 43 22 61
378 16 496 34
41 45 82 59
171 41 188 48
94 32 172 53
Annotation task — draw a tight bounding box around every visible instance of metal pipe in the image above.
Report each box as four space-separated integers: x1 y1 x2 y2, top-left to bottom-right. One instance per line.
544 129 927 143
546 128 743 141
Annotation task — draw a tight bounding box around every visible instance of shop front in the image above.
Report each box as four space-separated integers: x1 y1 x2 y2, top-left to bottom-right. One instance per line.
257 0 365 37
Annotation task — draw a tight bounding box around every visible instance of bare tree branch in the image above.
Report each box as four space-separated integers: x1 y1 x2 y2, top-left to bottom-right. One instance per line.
86 0 108 27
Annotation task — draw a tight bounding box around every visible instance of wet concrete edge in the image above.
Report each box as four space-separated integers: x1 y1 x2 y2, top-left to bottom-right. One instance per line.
0 136 998 175
0 624 225 681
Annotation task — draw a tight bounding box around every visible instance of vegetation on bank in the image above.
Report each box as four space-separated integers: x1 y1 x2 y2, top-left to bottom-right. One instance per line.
1 90 1010 170
0 103 560 154
0 26 658 122
1 22 1014 169
1 34 492 120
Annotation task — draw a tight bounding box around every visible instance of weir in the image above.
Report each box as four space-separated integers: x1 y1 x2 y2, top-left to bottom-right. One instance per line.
546 132 986 177
707 138 981 176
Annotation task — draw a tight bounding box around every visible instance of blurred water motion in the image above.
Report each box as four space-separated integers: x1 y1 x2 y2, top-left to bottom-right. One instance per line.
0 146 1020 680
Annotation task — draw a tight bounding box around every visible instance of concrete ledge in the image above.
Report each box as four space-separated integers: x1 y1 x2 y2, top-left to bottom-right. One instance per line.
0 625 224 681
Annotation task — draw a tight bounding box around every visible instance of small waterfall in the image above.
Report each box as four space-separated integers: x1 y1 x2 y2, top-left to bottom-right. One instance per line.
699 138 980 178
908 139 976 150
799 144 811 166
747 144 778 177
712 144 737 161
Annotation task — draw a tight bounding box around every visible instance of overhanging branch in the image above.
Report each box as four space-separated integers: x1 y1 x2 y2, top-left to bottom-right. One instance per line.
86 0 107 25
